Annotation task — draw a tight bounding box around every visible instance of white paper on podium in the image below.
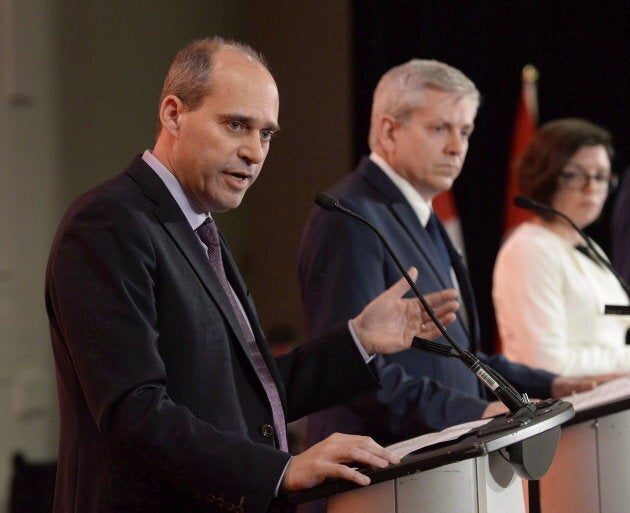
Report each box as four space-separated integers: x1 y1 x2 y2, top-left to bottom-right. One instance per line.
563 376 630 412
385 418 492 459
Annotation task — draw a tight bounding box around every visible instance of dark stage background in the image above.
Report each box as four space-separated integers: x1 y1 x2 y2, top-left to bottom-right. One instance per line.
351 1 629 352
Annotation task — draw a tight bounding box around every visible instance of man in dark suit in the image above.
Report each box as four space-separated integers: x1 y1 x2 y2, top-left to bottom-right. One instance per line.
45 40 458 513
298 59 611 461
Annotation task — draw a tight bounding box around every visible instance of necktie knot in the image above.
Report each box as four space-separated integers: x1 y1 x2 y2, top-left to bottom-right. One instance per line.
196 219 223 263
196 218 220 248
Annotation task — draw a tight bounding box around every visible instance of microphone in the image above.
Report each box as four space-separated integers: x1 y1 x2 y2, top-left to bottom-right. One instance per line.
412 336 459 358
315 193 533 417
514 195 630 307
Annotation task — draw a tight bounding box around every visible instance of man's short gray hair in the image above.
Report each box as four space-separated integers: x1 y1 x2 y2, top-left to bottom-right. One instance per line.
368 59 480 149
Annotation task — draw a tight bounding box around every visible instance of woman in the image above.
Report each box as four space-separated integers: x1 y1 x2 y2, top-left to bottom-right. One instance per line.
493 118 630 375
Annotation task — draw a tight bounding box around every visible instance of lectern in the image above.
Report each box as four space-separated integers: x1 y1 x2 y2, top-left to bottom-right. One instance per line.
287 400 574 513
531 393 630 513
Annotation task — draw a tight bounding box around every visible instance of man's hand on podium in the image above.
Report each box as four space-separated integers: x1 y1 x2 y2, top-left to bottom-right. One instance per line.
481 401 511 418
551 372 630 398
279 433 400 492
482 373 630 418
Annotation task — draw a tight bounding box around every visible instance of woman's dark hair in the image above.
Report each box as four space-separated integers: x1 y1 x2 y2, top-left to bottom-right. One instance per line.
518 118 614 214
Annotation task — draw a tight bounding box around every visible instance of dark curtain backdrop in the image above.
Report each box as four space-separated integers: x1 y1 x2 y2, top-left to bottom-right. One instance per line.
352 1 629 352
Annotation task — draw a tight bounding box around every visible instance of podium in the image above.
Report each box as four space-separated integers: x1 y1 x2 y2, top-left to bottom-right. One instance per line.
529 379 630 513
288 399 574 513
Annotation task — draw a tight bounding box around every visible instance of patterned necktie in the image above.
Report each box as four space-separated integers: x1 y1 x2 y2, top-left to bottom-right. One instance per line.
426 212 454 285
196 218 288 451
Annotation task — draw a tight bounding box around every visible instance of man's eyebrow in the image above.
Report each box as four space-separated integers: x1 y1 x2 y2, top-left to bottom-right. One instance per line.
220 113 280 132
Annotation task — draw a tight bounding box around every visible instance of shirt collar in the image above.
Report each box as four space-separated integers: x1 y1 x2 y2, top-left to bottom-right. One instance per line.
142 150 210 230
369 152 432 227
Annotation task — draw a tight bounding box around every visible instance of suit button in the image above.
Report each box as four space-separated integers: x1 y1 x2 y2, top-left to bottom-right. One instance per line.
259 424 274 438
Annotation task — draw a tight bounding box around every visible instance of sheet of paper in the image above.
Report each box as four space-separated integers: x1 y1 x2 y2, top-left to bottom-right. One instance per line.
562 376 630 413
385 418 492 459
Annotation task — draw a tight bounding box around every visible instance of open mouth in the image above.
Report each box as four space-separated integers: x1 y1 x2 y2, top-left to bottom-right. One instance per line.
225 170 250 183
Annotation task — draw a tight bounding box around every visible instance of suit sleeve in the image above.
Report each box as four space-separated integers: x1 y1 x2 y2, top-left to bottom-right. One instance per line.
275 326 381 421
298 206 488 440
479 353 555 399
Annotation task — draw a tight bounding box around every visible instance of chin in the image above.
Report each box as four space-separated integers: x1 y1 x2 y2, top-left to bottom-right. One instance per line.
224 197 246 211
430 182 453 197
208 194 247 213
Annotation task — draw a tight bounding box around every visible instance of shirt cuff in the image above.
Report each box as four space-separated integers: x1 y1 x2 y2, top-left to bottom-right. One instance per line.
275 456 292 496
348 320 375 363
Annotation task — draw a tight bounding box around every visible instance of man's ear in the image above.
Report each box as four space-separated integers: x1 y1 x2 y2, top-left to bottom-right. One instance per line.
378 114 399 155
159 95 184 137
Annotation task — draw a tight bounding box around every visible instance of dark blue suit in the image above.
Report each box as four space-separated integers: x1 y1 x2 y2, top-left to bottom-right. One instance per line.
298 157 555 447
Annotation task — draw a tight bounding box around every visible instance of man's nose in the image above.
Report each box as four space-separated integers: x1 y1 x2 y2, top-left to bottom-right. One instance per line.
445 132 466 155
239 134 265 164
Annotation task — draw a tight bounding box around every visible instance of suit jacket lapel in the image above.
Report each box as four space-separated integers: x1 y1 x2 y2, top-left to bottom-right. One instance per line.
360 159 480 349
360 160 454 290
389 202 455 289
220 233 287 402
124 158 278 382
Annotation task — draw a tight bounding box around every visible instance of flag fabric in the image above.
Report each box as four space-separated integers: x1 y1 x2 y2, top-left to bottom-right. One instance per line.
495 65 539 353
433 191 466 261
503 65 539 233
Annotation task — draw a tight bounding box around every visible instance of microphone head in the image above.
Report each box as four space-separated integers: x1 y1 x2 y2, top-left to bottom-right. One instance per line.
514 195 556 214
315 193 339 211
513 195 536 210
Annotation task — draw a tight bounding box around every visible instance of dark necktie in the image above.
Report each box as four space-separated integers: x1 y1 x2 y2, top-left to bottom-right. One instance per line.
426 212 454 285
196 218 288 452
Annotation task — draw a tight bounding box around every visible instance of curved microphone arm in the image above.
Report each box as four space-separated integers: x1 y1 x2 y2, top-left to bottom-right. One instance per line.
514 195 630 299
316 193 531 415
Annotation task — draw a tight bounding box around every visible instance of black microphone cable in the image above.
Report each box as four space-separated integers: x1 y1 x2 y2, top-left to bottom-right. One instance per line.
316 193 533 416
514 195 630 305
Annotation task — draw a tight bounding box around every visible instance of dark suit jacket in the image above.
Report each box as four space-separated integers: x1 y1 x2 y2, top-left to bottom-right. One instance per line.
45 156 380 513
298 157 555 447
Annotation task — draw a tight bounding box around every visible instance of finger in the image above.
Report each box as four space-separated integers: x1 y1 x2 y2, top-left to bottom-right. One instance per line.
385 267 418 298
571 378 596 394
425 288 459 306
421 324 448 339
349 444 401 468
593 373 626 384
429 299 460 317
329 464 371 486
334 435 400 465
419 301 458 333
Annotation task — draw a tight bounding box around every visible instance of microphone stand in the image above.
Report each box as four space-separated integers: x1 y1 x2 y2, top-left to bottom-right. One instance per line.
316 193 536 420
514 195 630 315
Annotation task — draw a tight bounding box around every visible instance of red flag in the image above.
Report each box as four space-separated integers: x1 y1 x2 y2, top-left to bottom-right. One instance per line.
433 191 466 261
495 66 539 353
503 65 539 233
